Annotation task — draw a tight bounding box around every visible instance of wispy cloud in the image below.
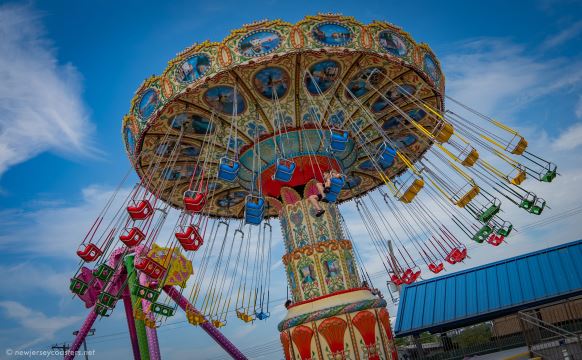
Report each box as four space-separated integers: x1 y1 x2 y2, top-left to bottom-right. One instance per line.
0 301 81 349
540 20 582 50
0 4 95 176
0 185 133 258
0 263 71 297
576 95 582 119
552 122 582 151
443 38 582 119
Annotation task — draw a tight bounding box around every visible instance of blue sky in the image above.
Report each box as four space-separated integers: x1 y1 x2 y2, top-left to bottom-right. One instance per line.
0 0 581 359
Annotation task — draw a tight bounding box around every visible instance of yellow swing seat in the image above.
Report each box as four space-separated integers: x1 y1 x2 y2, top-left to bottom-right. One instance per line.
455 184 480 208
399 178 424 204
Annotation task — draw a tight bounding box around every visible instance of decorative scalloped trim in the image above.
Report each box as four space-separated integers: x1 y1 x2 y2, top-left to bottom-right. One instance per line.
278 298 387 331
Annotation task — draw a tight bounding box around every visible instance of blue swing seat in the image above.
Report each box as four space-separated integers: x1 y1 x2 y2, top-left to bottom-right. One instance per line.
325 176 345 203
218 157 240 182
255 311 270 320
378 142 397 164
245 195 265 225
273 158 296 182
330 129 349 152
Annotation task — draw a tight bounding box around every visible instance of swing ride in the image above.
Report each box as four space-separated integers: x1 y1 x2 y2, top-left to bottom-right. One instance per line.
67 14 557 360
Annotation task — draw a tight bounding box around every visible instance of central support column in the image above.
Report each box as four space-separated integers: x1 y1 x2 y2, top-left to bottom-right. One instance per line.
277 181 397 360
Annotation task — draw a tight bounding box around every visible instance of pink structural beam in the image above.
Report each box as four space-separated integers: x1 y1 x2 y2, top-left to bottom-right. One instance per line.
163 286 247 360
65 309 98 360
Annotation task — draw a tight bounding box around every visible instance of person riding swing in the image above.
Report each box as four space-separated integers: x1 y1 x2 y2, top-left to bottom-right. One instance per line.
308 169 342 217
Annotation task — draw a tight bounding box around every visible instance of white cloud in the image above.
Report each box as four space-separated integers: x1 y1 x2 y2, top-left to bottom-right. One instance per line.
540 20 582 50
0 301 81 349
552 122 582 151
0 263 71 297
443 39 582 118
0 4 95 176
0 185 134 258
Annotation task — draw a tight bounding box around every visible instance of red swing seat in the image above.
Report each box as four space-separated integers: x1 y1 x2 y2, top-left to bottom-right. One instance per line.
454 247 467 262
390 274 403 286
127 200 154 221
428 263 444 274
445 250 458 265
135 257 166 279
77 243 103 262
175 225 204 251
183 191 206 213
487 234 504 246
119 227 146 247
401 268 421 284
446 247 467 264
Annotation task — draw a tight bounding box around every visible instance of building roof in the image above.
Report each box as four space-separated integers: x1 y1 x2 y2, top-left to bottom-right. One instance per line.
394 239 582 337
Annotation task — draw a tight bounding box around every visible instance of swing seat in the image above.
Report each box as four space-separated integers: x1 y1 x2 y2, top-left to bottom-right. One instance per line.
186 310 206 326
496 222 513 237
472 224 493 243
273 158 296 183
127 200 154 221
325 176 345 203
479 202 501 223
183 191 207 213
93 263 114 282
255 311 270 320
144 318 157 329
377 142 397 164
445 251 458 265
151 303 175 317
218 157 240 182
401 269 421 284
70 277 89 296
455 184 480 208
330 129 349 152
428 263 444 274
135 257 166 280
133 284 160 302
519 198 535 210
390 274 403 286
119 227 146 247
445 247 467 264
98 291 118 308
487 234 504 246
541 164 557 183
245 195 265 225
509 136 528 155
211 320 226 328
399 178 424 203
460 148 479 167
454 247 467 262
510 169 527 186
77 243 103 262
529 198 546 215
434 121 454 143
175 225 204 251
134 307 147 321
95 303 114 317
236 310 255 323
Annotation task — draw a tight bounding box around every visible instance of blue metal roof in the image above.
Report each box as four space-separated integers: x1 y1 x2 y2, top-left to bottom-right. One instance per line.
394 239 582 336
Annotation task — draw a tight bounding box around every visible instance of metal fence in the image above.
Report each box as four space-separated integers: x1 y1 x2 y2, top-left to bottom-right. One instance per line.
396 296 582 360
519 298 582 359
